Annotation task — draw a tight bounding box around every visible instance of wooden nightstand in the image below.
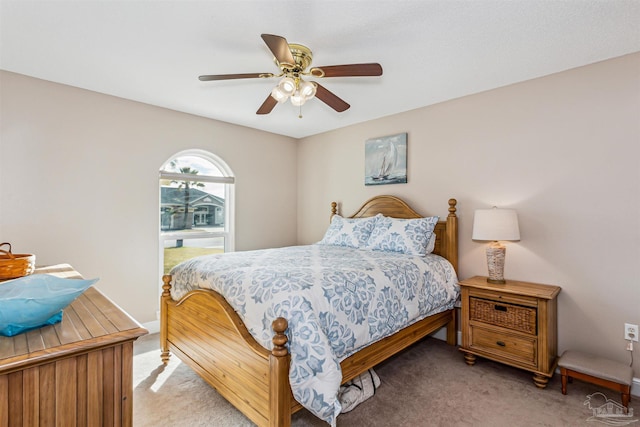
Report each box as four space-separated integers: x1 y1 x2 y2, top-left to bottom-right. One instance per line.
459 276 561 388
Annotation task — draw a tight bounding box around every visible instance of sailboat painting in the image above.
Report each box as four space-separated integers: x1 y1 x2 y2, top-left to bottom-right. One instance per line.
365 133 407 185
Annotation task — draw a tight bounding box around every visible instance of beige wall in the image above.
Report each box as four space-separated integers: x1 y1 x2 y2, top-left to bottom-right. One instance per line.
298 53 640 376
0 71 298 324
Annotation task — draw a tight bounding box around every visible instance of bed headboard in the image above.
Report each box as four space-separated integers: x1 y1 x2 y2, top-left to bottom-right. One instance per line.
330 195 458 273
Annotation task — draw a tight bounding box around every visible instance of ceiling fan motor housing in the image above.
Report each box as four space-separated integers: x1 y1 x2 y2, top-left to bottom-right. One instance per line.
278 43 313 76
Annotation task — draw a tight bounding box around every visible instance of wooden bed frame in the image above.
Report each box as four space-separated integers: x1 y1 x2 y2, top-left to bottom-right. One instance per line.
160 195 458 427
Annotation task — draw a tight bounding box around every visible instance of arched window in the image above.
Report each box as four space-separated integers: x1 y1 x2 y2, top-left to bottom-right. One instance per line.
159 149 234 275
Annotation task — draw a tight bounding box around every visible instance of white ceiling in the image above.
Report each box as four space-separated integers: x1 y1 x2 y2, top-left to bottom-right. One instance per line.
2 1 639 139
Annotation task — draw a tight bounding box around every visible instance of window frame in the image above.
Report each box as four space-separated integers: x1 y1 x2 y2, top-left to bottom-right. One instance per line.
159 149 235 275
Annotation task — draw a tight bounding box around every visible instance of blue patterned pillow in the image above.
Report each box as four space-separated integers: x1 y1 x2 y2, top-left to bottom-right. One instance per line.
317 214 379 248
365 215 439 256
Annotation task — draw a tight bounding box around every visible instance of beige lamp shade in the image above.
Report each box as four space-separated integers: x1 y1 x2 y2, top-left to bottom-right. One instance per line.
472 208 520 242
472 208 520 284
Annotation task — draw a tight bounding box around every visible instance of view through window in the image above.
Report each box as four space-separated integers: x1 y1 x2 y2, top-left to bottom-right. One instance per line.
159 151 234 275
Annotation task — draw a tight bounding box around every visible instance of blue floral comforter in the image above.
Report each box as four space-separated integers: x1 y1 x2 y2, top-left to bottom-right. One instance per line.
170 244 459 426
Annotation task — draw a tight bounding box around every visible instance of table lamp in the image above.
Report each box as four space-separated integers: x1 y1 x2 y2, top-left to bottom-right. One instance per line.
472 207 520 284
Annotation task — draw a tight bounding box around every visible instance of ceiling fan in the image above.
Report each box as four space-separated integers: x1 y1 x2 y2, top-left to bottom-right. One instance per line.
198 34 383 115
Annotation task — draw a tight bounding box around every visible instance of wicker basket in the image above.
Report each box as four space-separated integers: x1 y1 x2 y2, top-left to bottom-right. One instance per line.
0 242 36 281
470 297 537 335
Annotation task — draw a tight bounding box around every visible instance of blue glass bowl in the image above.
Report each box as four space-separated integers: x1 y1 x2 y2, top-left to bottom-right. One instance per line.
0 274 99 337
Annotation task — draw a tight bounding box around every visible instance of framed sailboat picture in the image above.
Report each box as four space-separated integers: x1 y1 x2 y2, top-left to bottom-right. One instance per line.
365 132 407 185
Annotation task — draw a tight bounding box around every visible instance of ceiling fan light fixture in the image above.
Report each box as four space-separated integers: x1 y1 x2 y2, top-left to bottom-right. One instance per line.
290 90 305 107
278 77 296 96
270 86 288 103
299 80 317 99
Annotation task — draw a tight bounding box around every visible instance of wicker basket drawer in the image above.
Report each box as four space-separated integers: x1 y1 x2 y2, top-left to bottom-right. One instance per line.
470 297 536 334
470 326 537 367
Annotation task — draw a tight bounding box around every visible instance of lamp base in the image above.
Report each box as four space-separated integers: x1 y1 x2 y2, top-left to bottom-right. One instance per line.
486 243 506 284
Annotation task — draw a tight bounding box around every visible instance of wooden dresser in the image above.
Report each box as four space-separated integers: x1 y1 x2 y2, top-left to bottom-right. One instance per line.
459 275 561 388
0 264 148 427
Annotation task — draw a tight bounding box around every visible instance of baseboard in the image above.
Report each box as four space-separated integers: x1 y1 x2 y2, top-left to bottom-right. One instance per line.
142 320 160 334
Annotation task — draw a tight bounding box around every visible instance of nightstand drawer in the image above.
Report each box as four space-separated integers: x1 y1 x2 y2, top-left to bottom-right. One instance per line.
470 297 537 334
470 326 537 367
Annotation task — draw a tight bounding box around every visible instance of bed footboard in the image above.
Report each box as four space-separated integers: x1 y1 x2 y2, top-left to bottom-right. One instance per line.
160 275 295 427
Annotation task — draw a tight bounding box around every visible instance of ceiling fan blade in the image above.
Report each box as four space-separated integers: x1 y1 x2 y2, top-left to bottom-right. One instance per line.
199 73 272 81
261 34 295 65
314 83 350 112
256 94 278 115
313 63 383 78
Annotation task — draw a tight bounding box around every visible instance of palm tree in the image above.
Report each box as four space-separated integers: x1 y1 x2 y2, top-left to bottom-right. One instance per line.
170 161 205 230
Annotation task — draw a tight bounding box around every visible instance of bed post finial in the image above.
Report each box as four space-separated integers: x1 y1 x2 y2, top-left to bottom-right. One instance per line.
162 275 172 296
330 201 337 221
448 198 457 217
271 317 289 357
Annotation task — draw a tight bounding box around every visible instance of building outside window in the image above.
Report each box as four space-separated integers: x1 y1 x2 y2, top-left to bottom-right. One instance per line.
159 150 234 275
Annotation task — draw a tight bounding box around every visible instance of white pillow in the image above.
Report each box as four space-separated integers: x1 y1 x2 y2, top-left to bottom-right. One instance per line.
365 215 439 256
317 214 379 248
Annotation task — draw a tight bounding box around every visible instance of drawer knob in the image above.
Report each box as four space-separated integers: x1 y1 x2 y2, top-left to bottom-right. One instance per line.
496 341 506 347
494 304 507 312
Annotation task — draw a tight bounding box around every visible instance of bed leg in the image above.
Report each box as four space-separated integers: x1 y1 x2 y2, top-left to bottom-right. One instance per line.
446 309 457 346
269 317 291 427
160 275 172 364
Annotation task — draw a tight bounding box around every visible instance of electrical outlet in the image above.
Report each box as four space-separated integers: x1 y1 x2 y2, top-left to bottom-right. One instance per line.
625 323 639 342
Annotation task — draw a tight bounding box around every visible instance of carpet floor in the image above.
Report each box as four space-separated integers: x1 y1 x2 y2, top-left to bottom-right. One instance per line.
133 334 638 426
